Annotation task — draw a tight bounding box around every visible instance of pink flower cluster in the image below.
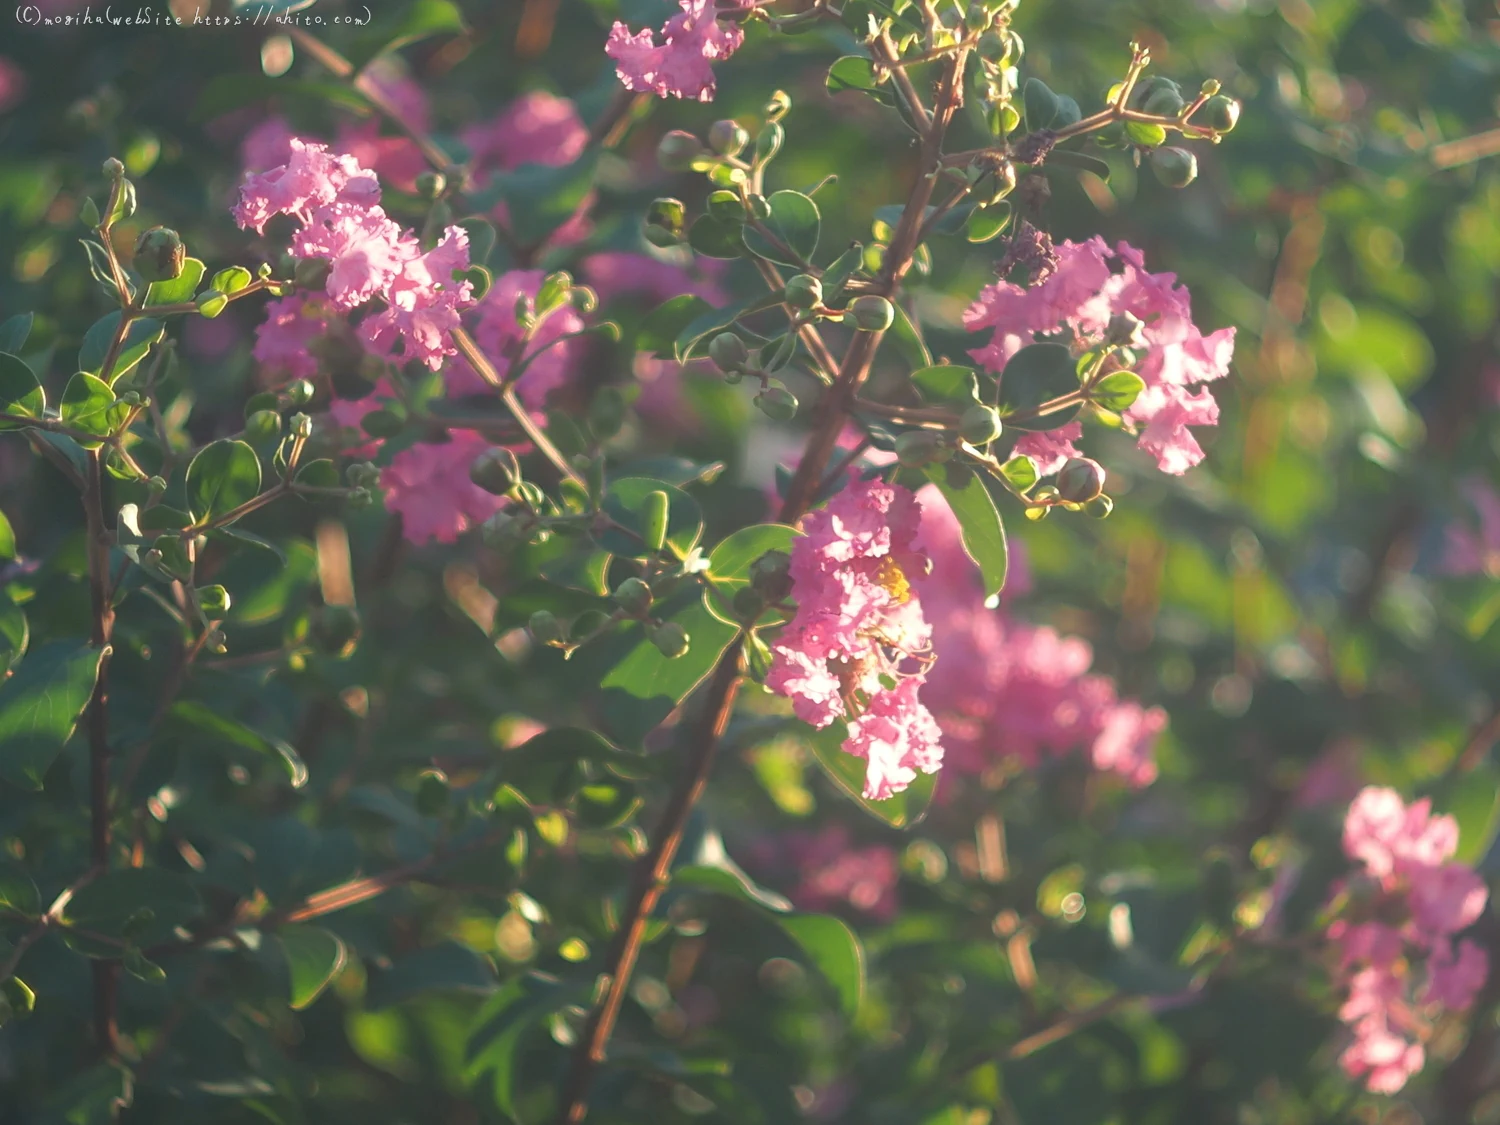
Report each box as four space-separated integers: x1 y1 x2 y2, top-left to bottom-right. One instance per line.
1440 477 1500 579
965 238 1235 476
913 489 1166 786
235 140 474 372
784 825 900 921
606 0 745 102
377 430 507 545
767 478 943 801
1328 786 1490 1093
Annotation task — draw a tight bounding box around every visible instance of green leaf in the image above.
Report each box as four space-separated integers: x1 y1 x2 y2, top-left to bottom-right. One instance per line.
0 509 13 561
966 202 1013 243
1048 149 1112 181
598 477 703 560
888 301 933 369
1125 120 1168 147
210 266 253 295
776 914 865 1018
538 547 611 596
63 867 201 946
1022 77 1061 132
822 241 866 300
911 364 980 405
707 523 799 581
78 313 164 384
366 941 498 1010
185 439 262 525
0 353 45 429
0 865 40 916
688 214 747 260
674 864 794 914
674 298 751 361
41 1062 133 1124
999 455 1038 493
213 526 288 566
800 720 937 828
638 295 712 358
826 55 895 107
0 313 33 355
599 596 738 748
998 342 1080 431
743 190 820 267
59 372 130 447
465 973 572 1118
926 463 1007 598
278 925 347 1010
294 458 340 488
0 642 104 790
1091 370 1145 412
166 700 308 788
0 600 26 673
144 257 205 307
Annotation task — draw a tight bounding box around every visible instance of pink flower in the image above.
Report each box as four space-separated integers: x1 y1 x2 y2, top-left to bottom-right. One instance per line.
462 90 588 175
766 477 943 800
1440 478 1500 578
359 226 474 370
252 294 336 379
966 239 1234 476
605 0 745 103
290 201 413 310
379 431 506 544
233 139 381 234
911 488 1166 785
787 825 900 921
326 379 393 457
1342 787 1458 882
1407 863 1489 939
1012 423 1083 476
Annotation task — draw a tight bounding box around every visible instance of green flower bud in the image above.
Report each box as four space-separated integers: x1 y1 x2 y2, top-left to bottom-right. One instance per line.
346 461 381 488
1128 76 1179 111
196 289 228 318
285 378 315 407
784 274 823 310
414 170 447 199
649 621 690 659
644 224 682 249
1150 147 1198 189
612 577 654 616
347 486 374 509
146 475 167 496
754 384 799 421
657 130 704 172
289 412 314 439
707 189 747 224
415 769 449 817
709 332 750 373
707 119 749 157
196 584 232 618
102 157 125 179
245 409 282 443
80 196 100 228
1056 457 1106 503
732 587 766 619
848 294 895 332
1142 84 1186 118
529 609 567 646
1083 493 1114 519
310 603 362 657
895 429 949 467
206 629 227 656
133 226 185 283
1204 95 1240 133
1104 311 1145 347
749 549 793 602
293 256 332 290
470 447 522 495
958 404 1003 446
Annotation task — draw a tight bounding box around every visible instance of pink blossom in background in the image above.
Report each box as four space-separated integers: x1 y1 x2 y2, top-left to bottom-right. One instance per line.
252 294 336 380
460 269 585 408
379 431 506 544
241 116 298 173
766 477 943 800
1326 786 1491 1093
326 379 395 459
1440 477 1500 578
462 90 588 175
912 488 1166 786
0 58 28 115
786 825 899 921
580 251 729 307
965 238 1234 476
606 0 745 103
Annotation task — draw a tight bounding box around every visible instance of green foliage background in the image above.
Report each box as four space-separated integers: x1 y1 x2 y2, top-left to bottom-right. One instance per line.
1 0 1499 1122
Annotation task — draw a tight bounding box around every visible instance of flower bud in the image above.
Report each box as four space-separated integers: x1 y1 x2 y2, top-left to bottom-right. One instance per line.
146 475 167 496
1150 147 1198 189
754 384 798 421
1104 311 1145 347
848 294 895 332
1204 95 1240 133
311 604 362 657
470 447 522 495
895 429 950 467
612 577 653 616
708 119 749 157
649 621 690 659
133 226 185 283
732 587 766 619
102 157 125 179
347 486 374 509
1083 494 1114 519
346 461 380 488
783 274 822 310
1142 84 1186 118
245 409 282 443
285 378 315 407
293 256 332 290
289 412 314 439
415 769 449 817
196 584 232 618
709 332 749 373
1056 457 1106 503
414 170 447 198
958 404 1003 446
529 609 566 646
749 550 793 602
657 130 704 172
707 189 747 224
